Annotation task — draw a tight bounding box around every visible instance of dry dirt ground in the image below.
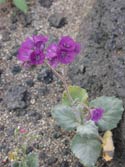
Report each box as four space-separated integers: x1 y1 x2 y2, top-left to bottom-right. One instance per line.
0 0 96 167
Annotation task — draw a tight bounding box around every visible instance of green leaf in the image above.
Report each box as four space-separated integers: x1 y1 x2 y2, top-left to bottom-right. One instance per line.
77 121 99 139
90 96 124 131
52 104 79 130
71 134 101 167
26 153 39 167
13 162 20 167
13 0 28 13
62 85 88 106
0 0 6 3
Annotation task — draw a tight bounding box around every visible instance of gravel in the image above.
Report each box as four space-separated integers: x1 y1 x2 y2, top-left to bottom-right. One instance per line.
0 0 117 167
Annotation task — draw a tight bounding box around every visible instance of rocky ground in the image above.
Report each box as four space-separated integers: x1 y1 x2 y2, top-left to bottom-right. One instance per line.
0 0 125 167
0 0 94 167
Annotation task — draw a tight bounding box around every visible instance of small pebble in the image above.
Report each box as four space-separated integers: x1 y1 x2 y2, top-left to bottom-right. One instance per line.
39 0 53 8
11 65 21 75
26 79 34 87
48 13 67 28
47 157 58 165
30 99 36 104
60 161 69 167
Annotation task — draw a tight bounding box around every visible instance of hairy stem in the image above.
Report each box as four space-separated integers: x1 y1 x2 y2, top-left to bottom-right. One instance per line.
45 61 73 103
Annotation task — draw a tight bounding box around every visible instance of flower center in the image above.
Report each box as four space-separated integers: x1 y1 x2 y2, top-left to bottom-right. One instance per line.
61 52 67 58
63 43 71 48
33 54 40 61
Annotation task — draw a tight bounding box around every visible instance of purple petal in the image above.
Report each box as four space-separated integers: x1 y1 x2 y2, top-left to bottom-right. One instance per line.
90 108 104 123
21 37 34 49
46 43 58 59
58 50 76 64
17 48 32 61
30 51 45 65
59 36 76 52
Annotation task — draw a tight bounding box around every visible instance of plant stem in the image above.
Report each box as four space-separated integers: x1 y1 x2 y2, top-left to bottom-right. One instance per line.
45 61 73 103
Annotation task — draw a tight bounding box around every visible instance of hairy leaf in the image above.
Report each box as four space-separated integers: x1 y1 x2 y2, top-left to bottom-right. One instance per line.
52 104 79 130
71 134 101 167
90 96 124 130
62 85 88 106
77 121 99 139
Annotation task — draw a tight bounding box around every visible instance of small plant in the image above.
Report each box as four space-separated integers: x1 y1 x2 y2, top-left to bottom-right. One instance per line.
8 127 39 167
17 34 124 167
0 0 28 13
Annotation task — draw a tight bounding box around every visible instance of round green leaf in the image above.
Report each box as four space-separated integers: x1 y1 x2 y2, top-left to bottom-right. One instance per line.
77 121 99 139
52 104 79 130
71 134 101 167
13 0 28 13
90 96 124 131
0 0 6 3
62 85 88 106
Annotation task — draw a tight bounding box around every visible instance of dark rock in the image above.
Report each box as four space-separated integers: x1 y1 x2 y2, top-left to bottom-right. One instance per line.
47 156 58 165
11 14 18 24
46 111 51 117
15 109 27 116
28 111 42 122
63 148 70 156
11 65 21 75
10 24 17 31
26 146 33 154
2 31 10 42
37 86 49 96
0 125 4 131
54 124 61 131
10 45 19 58
0 98 3 103
13 11 32 27
23 14 32 27
0 143 7 152
39 0 53 8
63 139 69 146
39 151 47 160
73 162 84 167
7 128 15 136
53 132 62 139
0 69 3 77
37 69 53 84
48 13 67 28
69 0 125 166
33 143 40 149
4 85 28 110
60 161 69 167
26 79 34 87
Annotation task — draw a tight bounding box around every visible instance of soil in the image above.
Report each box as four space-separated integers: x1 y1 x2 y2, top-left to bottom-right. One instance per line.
69 0 125 167
0 0 125 167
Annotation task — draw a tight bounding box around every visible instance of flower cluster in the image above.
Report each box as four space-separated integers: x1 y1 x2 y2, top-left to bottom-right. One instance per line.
17 35 80 67
46 36 80 67
18 35 48 65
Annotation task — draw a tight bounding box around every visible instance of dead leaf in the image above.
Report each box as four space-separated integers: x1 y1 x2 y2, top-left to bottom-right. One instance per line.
102 130 114 161
8 151 17 161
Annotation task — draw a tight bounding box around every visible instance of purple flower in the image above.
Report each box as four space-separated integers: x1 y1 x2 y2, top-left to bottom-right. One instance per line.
46 36 80 66
58 36 80 64
46 43 59 67
17 35 48 65
90 108 104 123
